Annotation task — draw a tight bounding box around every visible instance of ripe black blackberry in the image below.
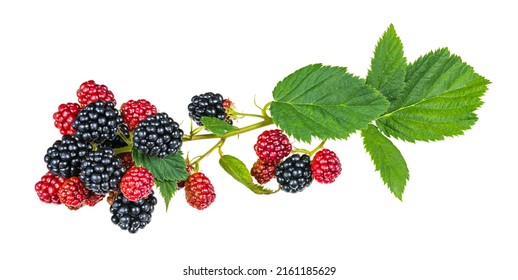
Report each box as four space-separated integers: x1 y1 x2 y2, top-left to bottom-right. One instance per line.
72 100 123 144
133 112 183 158
44 135 92 178
110 191 157 233
187 92 231 126
275 154 313 193
79 147 126 194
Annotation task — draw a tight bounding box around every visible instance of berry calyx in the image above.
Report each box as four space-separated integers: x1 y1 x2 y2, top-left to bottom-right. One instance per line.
120 167 154 202
250 159 276 184
133 112 183 158
58 177 89 207
187 92 231 126
311 149 342 184
35 171 66 204
185 172 216 210
121 99 157 131
53 103 80 135
77 80 116 107
254 129 292 164
275 154 313 193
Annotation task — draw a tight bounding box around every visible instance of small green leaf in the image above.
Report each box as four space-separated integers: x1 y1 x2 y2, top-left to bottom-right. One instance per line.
155 180 178 211
366 24 407 103
219 155 278 194
362 124 409 201
376 48 490 142
270 64 389 143
132 148 188 182
201 117 238 136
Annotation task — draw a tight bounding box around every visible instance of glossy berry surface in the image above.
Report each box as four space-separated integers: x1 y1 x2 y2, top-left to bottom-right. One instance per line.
275 154 313 193
72 100 123 144
58 177 89 207
250 159 276 184
254 129 292 164
121 99 157 131
53 103 80 135
133 112 183 158
185 172 216 210
110 191 157 234
120 167 154 201
187 92 230 126
79 148 126 194
35 171 66 204
77 80 116 107
311 149 342 184
44 135 92 178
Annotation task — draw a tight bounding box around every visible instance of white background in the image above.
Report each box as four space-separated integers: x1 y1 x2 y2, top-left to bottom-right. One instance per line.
1 0 516 279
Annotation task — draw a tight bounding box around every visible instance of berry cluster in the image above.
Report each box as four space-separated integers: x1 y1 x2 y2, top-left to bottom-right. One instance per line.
250 129 342 193
36 80 185 233
36 82 344 233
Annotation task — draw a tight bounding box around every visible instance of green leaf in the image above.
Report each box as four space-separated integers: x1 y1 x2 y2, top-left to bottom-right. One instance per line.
366 24 407 103
376 48 490 142
219 155 278 194
132 148 188 182
362 124 409 201
201 116 238 136
270 64 389 143
155 180 178 211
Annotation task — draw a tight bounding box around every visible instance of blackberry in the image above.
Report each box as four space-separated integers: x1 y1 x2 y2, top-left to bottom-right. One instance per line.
187 92 231 126
133 112 183 158
58 177 89 208
44 135 92 178
77 80 116 107
251 159 276 184
185 172 216 210
311 149 342 184
79 147 126 194
53 102 80 135
254 129 292 164
72 101 123 144
110 191 157 233
275 154 313 193
120 99 157 131
35 171 66 204
120 167 154 202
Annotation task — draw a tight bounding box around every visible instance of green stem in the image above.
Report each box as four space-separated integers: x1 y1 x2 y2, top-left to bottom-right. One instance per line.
292 139 327 157
113 145 132 155
182 117 273 142
261 101 272 118
309 139 327 156
117 128 132 146
191 139 226 166
232 111 265 119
